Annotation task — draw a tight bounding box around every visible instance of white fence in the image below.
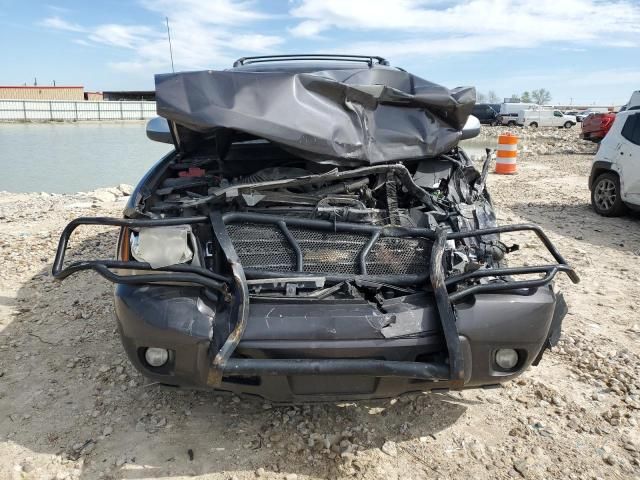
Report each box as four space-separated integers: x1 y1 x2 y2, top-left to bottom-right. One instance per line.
0 100 157 121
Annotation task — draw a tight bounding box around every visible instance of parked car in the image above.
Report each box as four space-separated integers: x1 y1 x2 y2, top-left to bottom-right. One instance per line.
489 103 502 114
581 112 616 142
575 111 591 122
52 54 578 402
577 109 610 122
620 91 640 112
589 109 640 216
472 103 499 125
517 109 576 128
497 102 541 126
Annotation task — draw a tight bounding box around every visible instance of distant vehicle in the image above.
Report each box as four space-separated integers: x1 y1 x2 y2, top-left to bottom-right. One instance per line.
565 110 579 116
576 111 592 122
472 103 499 125
497 102 542 126
589 109 640 216
517 109 576 128
581 112 616 142
621 91 640 111
577 108 610 122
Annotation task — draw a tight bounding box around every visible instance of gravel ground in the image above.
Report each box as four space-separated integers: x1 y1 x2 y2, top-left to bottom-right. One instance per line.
1 127 639 479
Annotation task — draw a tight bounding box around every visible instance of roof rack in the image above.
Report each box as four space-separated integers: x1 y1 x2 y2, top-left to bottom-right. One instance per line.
232 54 390 68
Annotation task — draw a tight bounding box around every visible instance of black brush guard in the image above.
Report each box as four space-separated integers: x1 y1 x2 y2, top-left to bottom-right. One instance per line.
52 212 579 388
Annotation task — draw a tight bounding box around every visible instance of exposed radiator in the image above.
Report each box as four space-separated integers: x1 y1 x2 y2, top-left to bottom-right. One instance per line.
225 222 430 276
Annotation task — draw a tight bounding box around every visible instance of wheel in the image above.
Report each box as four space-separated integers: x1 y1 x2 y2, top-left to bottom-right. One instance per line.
564 121 573 128
529 122 538 128
591 172 627 217
507 120 516 127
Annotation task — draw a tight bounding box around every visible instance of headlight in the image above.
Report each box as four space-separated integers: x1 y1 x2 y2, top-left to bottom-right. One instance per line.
130 225 194 268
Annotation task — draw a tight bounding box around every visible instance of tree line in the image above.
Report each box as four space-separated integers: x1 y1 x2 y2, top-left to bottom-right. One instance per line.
476 89 552 105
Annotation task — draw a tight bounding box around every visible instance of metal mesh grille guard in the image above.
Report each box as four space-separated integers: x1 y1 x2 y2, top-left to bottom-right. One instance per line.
226 222 431 277
51 212 579 387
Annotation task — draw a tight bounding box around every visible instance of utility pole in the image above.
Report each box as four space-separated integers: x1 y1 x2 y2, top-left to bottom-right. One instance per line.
166 17 175 73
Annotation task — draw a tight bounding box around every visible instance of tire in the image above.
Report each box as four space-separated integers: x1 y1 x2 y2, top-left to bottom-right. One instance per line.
591 172 628 217
507 120 516 127
529 122 538 128
564 121 573 129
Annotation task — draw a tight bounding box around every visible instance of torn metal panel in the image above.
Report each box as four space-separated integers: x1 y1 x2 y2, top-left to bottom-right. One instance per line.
155 67 475 165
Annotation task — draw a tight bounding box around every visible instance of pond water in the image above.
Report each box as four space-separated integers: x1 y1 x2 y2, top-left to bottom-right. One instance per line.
0 122 172 193
0 122 495 193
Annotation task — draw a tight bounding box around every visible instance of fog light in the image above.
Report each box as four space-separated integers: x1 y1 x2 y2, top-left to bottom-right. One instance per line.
145 347 169 367
495 349 519 370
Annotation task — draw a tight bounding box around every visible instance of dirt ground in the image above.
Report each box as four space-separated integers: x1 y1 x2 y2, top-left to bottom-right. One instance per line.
1 127 639 480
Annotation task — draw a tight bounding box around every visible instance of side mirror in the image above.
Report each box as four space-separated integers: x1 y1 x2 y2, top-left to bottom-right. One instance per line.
460 114 481 140
146 117 173 144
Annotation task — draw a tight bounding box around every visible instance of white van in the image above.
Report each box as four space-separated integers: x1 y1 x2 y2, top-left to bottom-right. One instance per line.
497 102 541 126
589 109 640 216
517 109 577 128
624 90 640 110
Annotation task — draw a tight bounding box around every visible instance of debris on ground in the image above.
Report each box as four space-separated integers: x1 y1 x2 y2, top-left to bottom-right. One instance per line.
0 127 638 478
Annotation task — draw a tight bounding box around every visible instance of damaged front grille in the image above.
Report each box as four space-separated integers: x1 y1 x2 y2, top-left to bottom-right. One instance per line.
225 221 430 276
225 223 297 271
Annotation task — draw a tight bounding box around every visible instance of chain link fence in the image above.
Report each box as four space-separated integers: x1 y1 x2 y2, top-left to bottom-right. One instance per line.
0 100 157 121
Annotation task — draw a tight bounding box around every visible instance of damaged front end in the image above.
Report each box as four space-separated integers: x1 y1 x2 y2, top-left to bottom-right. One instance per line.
52 56 578 401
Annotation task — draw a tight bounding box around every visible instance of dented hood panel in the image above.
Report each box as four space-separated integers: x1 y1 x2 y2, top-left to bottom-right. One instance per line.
155 67 475 165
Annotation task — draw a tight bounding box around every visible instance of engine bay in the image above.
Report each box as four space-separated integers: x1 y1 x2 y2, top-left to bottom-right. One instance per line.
126 139 513 302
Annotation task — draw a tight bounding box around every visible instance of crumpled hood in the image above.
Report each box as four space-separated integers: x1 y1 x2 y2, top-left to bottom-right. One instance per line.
155 67 475 165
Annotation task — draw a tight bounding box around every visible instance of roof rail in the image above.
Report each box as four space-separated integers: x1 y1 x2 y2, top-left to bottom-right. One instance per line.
233 54 390 68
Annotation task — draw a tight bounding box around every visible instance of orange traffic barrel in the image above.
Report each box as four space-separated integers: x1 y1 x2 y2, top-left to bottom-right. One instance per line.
495 133 518 174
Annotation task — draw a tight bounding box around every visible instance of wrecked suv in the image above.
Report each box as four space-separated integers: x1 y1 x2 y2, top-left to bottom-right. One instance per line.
53 55 578 402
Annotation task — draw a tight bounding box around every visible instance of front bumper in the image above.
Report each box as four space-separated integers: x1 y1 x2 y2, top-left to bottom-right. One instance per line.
115 283 567 402
53 213 578 402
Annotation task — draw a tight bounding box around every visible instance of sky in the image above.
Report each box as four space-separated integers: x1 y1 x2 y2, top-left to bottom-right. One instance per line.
1 0 639 105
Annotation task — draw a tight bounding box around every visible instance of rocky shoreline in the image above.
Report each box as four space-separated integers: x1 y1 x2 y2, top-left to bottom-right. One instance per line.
477 125 598 156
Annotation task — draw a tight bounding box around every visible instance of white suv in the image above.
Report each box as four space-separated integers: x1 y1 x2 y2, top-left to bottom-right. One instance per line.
589 109 640 216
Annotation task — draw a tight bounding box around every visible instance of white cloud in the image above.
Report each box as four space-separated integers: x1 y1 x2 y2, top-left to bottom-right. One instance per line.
39 16 86 33
38 0 282 72
72 38 92 47
289 20 326 38
141 0 273 25
88 24 161 49
37 0 640 81
289 0 640 55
